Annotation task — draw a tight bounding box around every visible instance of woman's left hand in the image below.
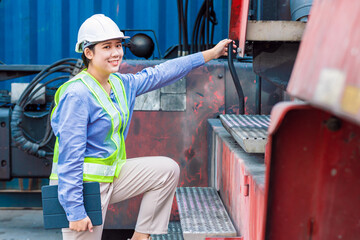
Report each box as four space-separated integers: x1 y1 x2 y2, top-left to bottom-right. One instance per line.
202 39 237 63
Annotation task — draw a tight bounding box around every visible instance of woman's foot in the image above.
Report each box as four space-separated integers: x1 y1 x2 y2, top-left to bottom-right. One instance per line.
129 231 151 240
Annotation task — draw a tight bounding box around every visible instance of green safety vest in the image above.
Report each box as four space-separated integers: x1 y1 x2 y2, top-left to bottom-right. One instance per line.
50 70 129 182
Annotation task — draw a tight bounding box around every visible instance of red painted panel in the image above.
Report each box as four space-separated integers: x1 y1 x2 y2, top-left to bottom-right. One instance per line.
288 0 360 125
229 0 250 57
264 102 360 239
215 134 266 240
206 238 243 240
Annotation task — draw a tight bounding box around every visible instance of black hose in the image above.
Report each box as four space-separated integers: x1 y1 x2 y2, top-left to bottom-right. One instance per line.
17 59 77 106
228 43 245 114
185 0 188 21
255 75 262 114
199 16 206 51
193 15 201 52
34 80 65 148
192 1 206 53
206 0 209 50
208 0 216 48
211 23 215 46
26 75 70 106
10 58 80 158
177 0 182 56
179 0 184 53
39 100 55 147
23 67 72 106
191 0 217 53
180 0 189 53
209 4 217 46
11 105 46 156
198 3 207 51
177 0 189 55
184 0 190 52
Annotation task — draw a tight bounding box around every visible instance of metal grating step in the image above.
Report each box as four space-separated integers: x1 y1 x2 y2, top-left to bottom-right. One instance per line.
220 114 270 153
176 187 237 240
151 222 183 240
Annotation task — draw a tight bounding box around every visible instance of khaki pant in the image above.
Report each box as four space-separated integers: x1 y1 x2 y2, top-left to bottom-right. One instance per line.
50 156 180 240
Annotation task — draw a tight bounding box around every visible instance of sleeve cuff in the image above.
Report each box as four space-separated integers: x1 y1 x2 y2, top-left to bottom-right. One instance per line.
189 52 205 69
65 204 88 222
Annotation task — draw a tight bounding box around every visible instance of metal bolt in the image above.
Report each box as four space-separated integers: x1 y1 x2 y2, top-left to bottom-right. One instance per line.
0 122 5 127
237 47 242 54
1 160 7 167
324 117 342 132
218 74 223 79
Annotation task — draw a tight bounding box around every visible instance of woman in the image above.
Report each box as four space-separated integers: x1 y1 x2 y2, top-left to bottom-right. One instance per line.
50 14 236 240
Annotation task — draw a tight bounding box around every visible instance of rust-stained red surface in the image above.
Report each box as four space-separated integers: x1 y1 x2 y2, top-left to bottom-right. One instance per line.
264 102 360 239
229 0 249 57
104 61 241 228
213 126 266 240
288 0 360 125
103 59 278 229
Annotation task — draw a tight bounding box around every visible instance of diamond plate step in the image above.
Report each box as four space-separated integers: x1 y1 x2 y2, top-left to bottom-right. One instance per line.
176 187 237 240
151 222 183 240
220 114 270 153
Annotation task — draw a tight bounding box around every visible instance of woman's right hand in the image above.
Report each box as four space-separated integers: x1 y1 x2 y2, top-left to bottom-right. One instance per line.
69 216 94 232
202 39 237 63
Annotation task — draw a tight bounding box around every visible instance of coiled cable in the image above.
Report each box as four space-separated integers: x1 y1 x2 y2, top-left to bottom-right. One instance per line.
10 58 82 158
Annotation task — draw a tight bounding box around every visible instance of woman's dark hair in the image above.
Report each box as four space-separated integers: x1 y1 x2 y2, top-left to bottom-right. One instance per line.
81 44 95 68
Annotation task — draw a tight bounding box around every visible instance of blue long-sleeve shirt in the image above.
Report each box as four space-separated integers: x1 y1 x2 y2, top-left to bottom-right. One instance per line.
50 52 205 221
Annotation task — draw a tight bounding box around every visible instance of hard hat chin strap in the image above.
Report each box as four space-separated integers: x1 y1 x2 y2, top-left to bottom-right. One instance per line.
82 41 96 52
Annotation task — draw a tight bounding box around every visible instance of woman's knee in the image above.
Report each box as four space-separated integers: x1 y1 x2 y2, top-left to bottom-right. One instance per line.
171 159 180 180
157 156 180 179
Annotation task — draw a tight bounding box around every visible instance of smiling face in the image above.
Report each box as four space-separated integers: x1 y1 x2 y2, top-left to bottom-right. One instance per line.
85 39 124 77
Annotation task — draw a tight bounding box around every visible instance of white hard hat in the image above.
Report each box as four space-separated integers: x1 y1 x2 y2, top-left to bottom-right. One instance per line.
75 14 129 53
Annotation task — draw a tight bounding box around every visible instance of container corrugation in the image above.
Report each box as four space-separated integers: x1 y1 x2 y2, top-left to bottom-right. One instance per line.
0 0 229 65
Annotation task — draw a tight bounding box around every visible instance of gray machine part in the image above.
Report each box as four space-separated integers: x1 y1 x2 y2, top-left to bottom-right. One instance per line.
0 108 11 180
11 83 46 104
290 0 313 21
253 41 300 90
176 187 237 240
10 110 53 178
220 114 270 153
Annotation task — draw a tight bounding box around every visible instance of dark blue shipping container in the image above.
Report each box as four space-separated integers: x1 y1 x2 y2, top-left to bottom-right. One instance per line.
0 0 230 65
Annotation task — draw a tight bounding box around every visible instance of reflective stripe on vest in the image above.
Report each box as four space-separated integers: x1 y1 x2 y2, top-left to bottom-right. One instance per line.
50 70 129 183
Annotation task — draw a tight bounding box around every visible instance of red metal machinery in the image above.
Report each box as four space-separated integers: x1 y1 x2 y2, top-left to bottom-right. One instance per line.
229 0 249 58
265 1 360 238
222 0 360 239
